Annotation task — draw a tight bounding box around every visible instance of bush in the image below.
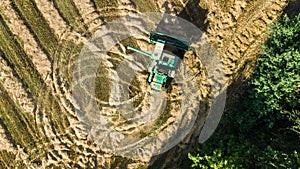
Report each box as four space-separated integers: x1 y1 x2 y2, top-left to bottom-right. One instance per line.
189 13 300 168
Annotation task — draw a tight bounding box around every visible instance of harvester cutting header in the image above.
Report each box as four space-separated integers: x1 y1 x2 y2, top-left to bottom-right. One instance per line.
127 31 190 91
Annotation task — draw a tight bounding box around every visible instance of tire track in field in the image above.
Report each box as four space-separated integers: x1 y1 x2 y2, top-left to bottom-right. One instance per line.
7 0 82 127
8 1 85 131
0 3 97 167
73 0 104 32
221 0 280 58
224 0 287 77
2 0 177 167
91 0 138 26
0 26 44 166
206 0 288 77
20 2 101 166
0 0 290 168
156 0 184 14
52 0 88 34
154 0 288 167
55 1 141 149
1 0 80 143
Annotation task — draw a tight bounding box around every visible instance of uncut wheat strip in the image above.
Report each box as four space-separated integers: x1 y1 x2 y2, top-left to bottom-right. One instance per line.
0 57 35 115
0 124 31 167
0 30 65 168
52 0 85 30
0 0 51 82
0 125 15 152
0 11 48 144
12 2 82 129
34 0 68 39
0 4 72 141
95 0 137 14
0 4 78 160
11 0 59 57
0 8 44 103
8 0 83 119
0 83 38 152
0 115 30 166
34 0 86 44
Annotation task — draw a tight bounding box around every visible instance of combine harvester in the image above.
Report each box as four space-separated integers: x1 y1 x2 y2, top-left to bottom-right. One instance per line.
127 32 190 90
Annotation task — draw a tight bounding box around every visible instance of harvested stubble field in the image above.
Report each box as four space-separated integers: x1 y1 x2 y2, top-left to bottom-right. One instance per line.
0 0 288 168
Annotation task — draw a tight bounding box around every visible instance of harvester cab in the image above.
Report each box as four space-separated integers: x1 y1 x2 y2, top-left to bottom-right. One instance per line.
127 31 190 91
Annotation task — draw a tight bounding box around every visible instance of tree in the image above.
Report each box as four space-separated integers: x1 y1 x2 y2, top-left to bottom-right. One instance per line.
189 13 300 168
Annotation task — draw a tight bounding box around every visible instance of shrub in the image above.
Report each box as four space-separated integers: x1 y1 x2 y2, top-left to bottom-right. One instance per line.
189 13 300 169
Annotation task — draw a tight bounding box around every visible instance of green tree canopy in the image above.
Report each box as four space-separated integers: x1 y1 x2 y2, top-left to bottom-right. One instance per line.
189 13 300 169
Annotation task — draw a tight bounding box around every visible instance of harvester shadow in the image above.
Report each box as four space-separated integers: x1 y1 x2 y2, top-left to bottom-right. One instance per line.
283 0 300 18
178 0 208 32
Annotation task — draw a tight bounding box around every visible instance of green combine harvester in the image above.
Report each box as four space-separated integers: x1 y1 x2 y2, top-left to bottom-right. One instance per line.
127 31 190 90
